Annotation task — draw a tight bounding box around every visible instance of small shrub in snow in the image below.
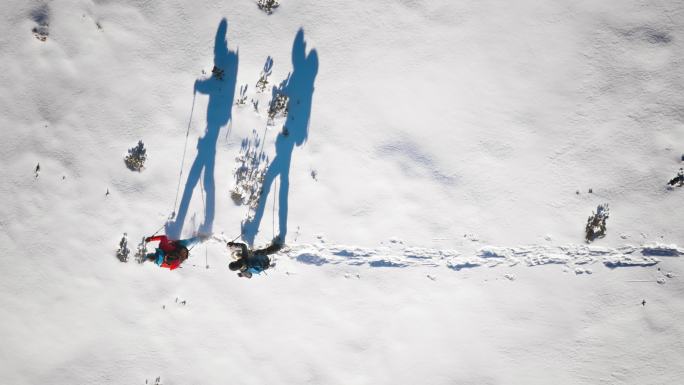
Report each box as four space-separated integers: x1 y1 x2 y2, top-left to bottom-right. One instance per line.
32 26 49 41
257 0 280 14
235 84 248 106
31 4 49 41
212 65 224 80
231 130 268 211
124 140 147 172
256 76 268 93
255 56 273 93
116 233 130 262
135 236 148 264
667 167 684 187
267 78 289 125
268 93 288 124
585 203 609 243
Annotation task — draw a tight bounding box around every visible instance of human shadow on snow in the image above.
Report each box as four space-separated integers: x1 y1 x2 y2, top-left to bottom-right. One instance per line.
167 18 238 238
242 29 318 245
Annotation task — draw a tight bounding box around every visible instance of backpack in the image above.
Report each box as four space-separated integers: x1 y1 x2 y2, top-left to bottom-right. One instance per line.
166 241 189 261
245 254 271 274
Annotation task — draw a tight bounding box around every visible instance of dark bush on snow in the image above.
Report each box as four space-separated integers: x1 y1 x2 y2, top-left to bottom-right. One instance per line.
585 203 609 243
124 140 147 172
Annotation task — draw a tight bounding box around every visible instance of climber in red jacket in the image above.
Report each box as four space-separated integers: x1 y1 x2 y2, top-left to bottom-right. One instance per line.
144 235 201 270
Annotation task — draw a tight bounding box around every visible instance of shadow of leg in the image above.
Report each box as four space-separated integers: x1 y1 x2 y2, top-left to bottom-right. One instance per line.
278 169 289 241
241 162 279 245
200 156 216 234
167 156 205 238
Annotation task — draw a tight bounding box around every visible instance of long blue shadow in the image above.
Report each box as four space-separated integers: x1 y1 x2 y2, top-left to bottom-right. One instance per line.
242 29 318 245
167 18 238 238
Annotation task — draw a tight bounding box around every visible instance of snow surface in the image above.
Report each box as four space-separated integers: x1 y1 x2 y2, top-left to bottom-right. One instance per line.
1 0 684 384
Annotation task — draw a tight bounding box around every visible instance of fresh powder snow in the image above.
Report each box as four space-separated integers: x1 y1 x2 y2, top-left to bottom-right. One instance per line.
1 0 683 384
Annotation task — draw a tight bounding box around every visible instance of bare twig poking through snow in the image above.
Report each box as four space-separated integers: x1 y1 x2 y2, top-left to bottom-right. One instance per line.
116 233 130 262
124 140 147 172
585 203 609 243
145 376 163 384
257 0 280 14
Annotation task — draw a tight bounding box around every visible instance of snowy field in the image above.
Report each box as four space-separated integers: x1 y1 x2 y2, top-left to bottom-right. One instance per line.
1 0 683 384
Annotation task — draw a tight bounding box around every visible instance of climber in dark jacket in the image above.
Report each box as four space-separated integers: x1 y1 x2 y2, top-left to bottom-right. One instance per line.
227 238 283 278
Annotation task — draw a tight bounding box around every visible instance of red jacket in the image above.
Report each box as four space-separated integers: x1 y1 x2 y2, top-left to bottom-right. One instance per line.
146 235 182 270
162 260 182 270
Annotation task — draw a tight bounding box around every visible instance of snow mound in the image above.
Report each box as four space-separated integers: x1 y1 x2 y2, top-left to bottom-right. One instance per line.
640 243 682 256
